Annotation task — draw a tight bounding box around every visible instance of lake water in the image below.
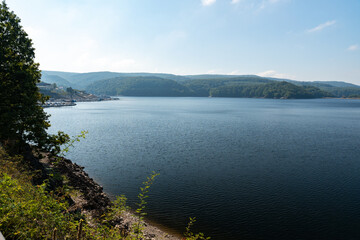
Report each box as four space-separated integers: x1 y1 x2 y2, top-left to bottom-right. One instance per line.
46 97 360 240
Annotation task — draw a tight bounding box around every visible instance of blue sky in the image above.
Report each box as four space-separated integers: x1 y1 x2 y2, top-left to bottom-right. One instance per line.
6 0 360 84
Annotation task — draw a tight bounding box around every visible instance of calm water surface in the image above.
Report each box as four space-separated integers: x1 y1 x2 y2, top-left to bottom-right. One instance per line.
46 97 360 240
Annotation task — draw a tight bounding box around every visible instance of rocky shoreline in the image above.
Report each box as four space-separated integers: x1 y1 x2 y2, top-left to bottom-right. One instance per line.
26 149 181 240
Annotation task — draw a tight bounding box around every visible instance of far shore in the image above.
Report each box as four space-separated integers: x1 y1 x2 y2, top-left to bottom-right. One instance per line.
42 97 119 108
42 96 359 109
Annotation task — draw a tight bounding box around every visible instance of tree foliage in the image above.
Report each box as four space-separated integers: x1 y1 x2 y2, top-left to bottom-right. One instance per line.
85 75 336 99
0 1 56 150
209 81 333 99
86 76 194 96
320 86 360 98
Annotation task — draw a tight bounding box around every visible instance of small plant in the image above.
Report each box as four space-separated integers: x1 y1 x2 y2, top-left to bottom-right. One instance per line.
106 195 129 221
134 171 160 239
59 130 88 157
184 217 211 240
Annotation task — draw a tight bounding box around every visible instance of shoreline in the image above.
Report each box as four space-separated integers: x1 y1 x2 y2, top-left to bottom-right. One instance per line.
33 150 181 240
120 210 183 240
42 96 360 109
42 97 119 108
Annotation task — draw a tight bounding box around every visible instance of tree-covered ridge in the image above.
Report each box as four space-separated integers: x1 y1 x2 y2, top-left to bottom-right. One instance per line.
42 70 360 99
85 76 333 99
42 71 190 89
183 76 273 96
311 86 360 98
210 81 333 99
86 76 193 96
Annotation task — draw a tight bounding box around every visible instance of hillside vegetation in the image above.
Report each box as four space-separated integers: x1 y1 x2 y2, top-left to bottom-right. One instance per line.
85 76 332 99
41 70 360 99
86 76 193 96
0 146 195 240
210 81 333 99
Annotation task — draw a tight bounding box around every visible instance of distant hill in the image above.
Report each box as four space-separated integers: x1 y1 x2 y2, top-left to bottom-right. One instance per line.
183 76 273 96
185 74 259 80
313 81 360 88
40 70 360 98
41 74 77 88
41 71 189 89
266 77 357 87
210 81 333 99
85 76 332 99
85 76 193 96
308 81 359 88
42 70 78 79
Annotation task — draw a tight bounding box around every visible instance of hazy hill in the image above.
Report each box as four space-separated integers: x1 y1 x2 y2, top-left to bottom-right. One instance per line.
71 72 189 88
41 74 77 88
41 71 189 89
42 70 78 79
313 81 360 88
267 77 360 89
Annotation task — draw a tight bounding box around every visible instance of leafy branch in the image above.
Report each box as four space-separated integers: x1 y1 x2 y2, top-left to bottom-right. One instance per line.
184 217 210 240
135 171 160 239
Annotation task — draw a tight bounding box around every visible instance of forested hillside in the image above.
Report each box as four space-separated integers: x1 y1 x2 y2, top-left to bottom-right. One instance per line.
86 76 193 96
210 81 333 99
84 75 334 99
183 76 273 96
41 70 360 99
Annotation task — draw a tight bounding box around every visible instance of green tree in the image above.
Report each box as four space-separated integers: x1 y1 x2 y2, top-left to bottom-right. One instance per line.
66 87 74 99
0 1 51 150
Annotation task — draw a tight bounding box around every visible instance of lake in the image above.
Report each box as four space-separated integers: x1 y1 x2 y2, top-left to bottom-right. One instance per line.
46 97 360 240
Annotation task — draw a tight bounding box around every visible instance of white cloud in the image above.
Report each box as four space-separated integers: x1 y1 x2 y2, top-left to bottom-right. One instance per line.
231 0 286 11
307 20 336 33
201 0 216 6
347 44 359 51
257 70 296 79
259 0 281 9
